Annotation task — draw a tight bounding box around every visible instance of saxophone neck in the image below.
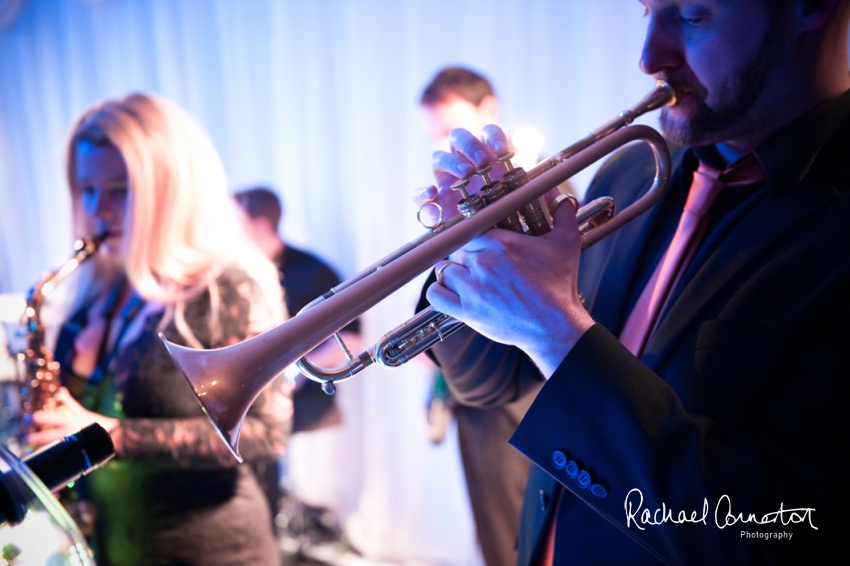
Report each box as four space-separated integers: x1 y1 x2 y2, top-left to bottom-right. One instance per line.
23 234 104 359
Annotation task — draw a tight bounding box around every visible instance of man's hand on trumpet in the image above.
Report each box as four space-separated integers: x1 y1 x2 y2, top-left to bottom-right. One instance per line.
426 199 594 378
414 125 510 229
415 124 595 378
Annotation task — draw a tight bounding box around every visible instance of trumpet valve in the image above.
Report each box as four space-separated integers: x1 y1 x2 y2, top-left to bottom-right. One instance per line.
497 151 516 173
480 181 524 233
451 176 486 218
450 177 471 200
457 193 486 218
475 165 493 186
479 181 507 204
501 166 529 192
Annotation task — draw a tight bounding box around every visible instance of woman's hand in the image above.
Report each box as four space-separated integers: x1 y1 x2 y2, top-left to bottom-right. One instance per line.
26 388 120 449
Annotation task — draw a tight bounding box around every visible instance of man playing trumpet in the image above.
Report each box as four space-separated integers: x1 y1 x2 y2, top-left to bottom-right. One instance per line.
415 0 850 563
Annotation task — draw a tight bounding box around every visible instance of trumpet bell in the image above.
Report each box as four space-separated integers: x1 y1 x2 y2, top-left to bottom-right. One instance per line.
159 276 370 461
160 338 251 462
160 330 315 463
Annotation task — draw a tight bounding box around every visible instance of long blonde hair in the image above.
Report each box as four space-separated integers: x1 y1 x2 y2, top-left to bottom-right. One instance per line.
65 93 283 344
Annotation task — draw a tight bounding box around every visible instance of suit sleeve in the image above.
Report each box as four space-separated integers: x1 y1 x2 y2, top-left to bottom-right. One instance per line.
510 318 849 565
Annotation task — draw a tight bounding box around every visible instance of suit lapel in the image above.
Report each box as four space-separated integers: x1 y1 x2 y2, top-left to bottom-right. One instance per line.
642 176 840 369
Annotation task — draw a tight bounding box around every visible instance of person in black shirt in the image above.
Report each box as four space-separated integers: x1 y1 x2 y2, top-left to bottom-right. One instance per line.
234 187 361 433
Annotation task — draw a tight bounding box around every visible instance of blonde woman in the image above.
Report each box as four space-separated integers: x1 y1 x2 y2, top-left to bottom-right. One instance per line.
27 93 290 566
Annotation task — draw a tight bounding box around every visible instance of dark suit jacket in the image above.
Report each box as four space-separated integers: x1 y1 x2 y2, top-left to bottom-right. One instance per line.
436 89 850 565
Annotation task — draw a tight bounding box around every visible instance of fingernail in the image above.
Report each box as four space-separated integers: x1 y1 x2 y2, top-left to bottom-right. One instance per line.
457 163 472 177
473 150 488 165
492 139 507 153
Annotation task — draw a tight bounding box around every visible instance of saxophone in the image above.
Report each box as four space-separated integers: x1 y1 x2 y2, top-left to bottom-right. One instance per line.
20 235 103 421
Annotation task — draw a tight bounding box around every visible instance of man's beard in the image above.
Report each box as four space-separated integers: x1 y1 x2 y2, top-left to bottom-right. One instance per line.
659 30 781 147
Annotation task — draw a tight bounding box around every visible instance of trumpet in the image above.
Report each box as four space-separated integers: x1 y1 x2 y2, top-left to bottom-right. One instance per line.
161 82 677 461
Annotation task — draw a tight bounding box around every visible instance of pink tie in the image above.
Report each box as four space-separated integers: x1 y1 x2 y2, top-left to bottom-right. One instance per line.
619 155 767 358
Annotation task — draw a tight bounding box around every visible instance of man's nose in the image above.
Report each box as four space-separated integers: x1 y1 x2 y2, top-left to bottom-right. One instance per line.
639 12 683 76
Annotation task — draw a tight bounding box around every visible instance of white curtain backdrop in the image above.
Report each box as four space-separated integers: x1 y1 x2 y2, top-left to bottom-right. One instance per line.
0 1 657 563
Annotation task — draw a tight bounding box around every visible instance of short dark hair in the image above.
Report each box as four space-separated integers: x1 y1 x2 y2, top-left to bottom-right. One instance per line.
420 67 495 107
233 186 282 229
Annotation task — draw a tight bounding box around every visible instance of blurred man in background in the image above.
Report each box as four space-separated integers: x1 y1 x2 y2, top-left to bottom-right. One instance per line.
421 67 501 152
418 67 542 566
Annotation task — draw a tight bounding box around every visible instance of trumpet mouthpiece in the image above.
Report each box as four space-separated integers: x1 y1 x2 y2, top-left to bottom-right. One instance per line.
655 80 679 106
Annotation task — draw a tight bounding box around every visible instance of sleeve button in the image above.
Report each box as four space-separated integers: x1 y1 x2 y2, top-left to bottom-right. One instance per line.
590 484 607 499
564 460 579 479
576 470 591 488
552 451 568 469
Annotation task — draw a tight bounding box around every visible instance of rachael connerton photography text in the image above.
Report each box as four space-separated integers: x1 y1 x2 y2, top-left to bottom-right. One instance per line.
624 489 817 531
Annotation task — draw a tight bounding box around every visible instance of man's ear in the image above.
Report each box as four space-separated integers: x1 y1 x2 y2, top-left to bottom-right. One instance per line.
793 0 843 32
476 94 500 125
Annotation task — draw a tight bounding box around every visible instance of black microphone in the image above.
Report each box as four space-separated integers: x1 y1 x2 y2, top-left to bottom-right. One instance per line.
0 423 114 525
